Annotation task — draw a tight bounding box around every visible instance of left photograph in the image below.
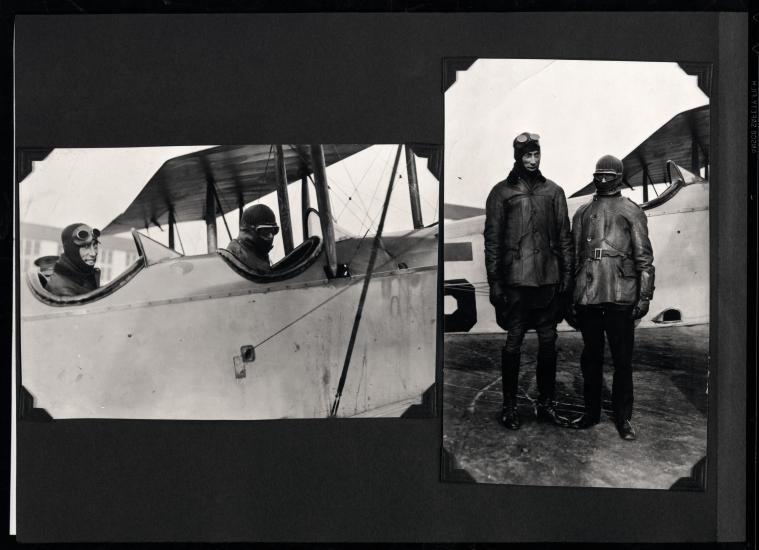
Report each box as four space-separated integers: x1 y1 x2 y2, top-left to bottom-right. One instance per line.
17 144 440 420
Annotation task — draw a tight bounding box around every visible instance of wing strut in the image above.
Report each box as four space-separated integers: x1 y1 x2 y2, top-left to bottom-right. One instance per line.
405 145 423 229
642 165 649 203
204 178 218 252
210 182 233 243
329 144 403 418
200 157 219 252
168 207 176 250
309 144 338 278
275 145 295 254
301 175 311 241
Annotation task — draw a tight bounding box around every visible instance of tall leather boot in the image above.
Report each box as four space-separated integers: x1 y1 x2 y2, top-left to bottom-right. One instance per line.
535 351 570 427
500 350 521 430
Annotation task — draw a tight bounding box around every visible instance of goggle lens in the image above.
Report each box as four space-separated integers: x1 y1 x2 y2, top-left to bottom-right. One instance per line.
516 132 540 143
73 226 100 245
255 225 279 237
594 173 618 183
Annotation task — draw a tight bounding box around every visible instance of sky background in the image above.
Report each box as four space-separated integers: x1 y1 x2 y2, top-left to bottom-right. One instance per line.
444 59 709 209
19 144 440 261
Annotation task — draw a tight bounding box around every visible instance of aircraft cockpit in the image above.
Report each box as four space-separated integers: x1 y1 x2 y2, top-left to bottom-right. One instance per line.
26 230 153 306
218 235 324 282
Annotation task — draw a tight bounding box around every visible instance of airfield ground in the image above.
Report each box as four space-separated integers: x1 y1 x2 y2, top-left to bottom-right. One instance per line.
443 324 709 489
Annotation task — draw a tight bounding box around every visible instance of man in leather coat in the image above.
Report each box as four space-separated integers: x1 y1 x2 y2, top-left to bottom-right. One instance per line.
484 132 574 430
570 155 655 441
46 223 101 296
226 204 279 273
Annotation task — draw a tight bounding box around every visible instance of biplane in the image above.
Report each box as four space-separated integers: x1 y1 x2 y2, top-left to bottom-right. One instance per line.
444 105 710 333
19 144 440 420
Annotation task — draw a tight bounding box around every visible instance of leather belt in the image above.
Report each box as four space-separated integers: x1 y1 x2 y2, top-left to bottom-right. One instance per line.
588 248 626 260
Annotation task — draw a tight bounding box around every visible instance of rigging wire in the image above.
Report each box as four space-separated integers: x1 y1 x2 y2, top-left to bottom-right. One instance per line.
329 144 404 418
174 220 186 255
331 144 373 222
342 153 402 267
344 146 424 267
260 145 274 185
282 144 426 270
252 234 443 352
346 145 394 235
253 282 357 349
354 145 401 232
346 224 377 268
286 143 385 235
350 226 437 272
355 145 386 187
211 181 234 242
307 170 369 231
286 145 371 233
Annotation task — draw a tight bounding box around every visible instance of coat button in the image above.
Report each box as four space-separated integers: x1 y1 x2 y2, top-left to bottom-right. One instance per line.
534 249 539 254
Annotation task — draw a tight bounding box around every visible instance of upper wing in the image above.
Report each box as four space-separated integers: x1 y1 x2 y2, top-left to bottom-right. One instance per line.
570 105 709 198
102 144 371 234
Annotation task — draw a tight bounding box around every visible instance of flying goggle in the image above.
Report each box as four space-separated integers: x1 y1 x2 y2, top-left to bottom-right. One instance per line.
515 132 541 143
71 225 101 246
593 172 620 183
254 224 280 237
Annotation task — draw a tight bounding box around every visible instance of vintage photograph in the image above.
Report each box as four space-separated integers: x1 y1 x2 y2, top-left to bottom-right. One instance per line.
18 143 440 420
443 59 710 488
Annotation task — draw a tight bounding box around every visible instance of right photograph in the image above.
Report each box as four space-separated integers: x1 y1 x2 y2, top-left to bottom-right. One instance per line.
442 58 710 489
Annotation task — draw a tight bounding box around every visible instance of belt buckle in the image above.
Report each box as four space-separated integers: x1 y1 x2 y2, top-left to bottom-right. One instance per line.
593 248 603 260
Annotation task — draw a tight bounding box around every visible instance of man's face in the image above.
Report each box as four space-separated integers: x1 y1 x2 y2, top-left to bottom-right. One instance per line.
250 226 277 254
593 172 621 194
521 150 541 172
79 241 99 266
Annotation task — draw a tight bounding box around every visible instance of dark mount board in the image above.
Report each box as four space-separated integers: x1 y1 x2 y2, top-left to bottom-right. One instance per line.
11 10 747 544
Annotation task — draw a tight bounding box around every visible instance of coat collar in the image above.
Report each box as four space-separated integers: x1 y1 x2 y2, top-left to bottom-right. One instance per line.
53 254 100 287
506 164 546 187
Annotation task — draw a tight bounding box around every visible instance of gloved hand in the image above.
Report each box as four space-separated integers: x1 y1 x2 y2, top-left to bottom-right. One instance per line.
631 299 650 320
564 303 579 329
489 284 508 309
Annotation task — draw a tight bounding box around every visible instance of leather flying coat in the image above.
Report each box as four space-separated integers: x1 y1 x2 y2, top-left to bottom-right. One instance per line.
571 194 655 306
46 255 101 296
226 237 272 273
484 171 573 290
